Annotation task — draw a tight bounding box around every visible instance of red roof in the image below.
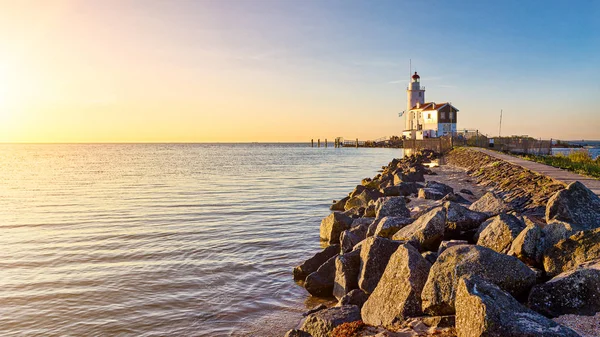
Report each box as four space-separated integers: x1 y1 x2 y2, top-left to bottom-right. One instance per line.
412 72 420 79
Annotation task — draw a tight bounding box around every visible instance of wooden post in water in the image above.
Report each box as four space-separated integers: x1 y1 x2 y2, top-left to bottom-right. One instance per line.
318 139 320 147
325 139 327 148
356 138 359 148
311 139 314 147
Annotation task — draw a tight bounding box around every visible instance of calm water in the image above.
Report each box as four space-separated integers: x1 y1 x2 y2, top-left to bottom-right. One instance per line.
0 144 401 337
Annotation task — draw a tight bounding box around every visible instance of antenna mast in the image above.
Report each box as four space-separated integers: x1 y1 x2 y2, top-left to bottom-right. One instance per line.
499 109 503 137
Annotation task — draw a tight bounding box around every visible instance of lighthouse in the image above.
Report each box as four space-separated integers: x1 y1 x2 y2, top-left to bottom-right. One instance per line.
406 72 425 131
402 71 459 139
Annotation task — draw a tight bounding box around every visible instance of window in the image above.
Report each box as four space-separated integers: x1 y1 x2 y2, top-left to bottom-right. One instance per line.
419 92 422 97
449 111 454 120
427 113 431 119
441 111 446 119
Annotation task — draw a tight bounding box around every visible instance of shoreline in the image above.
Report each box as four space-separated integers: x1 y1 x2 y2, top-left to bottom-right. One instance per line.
287 147 600 337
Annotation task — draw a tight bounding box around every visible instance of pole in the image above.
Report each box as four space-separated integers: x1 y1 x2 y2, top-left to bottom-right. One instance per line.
311 139 314 147
499 109 503 137
325 139 327 148
318 139 320 148
356 138 358 148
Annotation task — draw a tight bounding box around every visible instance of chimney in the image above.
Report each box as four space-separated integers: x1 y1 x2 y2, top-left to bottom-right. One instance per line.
416 102 420 108
432 102 436 109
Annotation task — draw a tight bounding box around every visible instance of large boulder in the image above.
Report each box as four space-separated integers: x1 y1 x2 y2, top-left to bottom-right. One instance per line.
508 220 543 266
305 255 338 297
437 240 469 256
294 244 341 281
345 189 383 210
320 212 354 244
543 228 600 277
444 201 489 238
421 245 536 315
546 181 600 229
338 289 369 309
333 249 361 300
330 196 349 211
539 220 582 255
529 260 600 318
358 237 402 294
417 188 446 200
455 275 580 337
373 216 413 239
340 221 370 253
375 196 410 219
477 213 526 254
392 207 446 251
382 182 422 197
425 181 454 196
469 191 510 216
300 305 361 337
393 170 425 184
361 243 432 327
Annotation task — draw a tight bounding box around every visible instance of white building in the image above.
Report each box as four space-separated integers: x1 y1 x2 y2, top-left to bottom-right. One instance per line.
402 72 458 139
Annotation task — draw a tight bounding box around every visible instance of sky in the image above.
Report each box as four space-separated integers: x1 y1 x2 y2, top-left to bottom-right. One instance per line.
0 0 598 142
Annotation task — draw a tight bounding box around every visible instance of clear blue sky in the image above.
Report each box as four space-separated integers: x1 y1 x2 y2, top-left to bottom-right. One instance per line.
1 0 598 141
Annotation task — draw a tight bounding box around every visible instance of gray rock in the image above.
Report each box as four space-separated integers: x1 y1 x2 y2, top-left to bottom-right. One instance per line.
546 181 600 229
393 170 425 184
300 305 361 337
425 181 454 195
320 212 354 244
333 249 361 300
392 206 446 251
455 275 580 337
539 220 582 255
418 188 445 200
284 329 312 337
444 201 489 237
305 255 338 297
340 223 369 253
364 203 376 217
437 240 469 256
469 191 510 216
338 289 369 309
361 243 432 327
375 196 411 219
373 216 413 239
509 221 543 266
294 244 340 281
460 188 473 195
421 245 536 315
349 185 366 198
441 192 472 205
382 182 423 197
345 189 383 210
358 237 402 294
543 228 600 277
302 304 327 317
529 260 600 317
330 196 349 211
421 251 438 264
477 213 526 254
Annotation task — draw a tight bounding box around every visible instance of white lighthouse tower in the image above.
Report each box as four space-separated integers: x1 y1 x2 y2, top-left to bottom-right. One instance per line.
406 72 425 131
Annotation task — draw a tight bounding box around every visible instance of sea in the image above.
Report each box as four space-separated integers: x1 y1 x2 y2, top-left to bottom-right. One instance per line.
0 143 403 337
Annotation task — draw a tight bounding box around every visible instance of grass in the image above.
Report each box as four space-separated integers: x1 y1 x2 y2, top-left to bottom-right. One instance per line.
519 151 600 179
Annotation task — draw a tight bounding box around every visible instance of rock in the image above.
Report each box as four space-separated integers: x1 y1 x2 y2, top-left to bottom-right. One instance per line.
284 329 313 337
469 191 510 216
508 221 543 265
543 228 600 277
320 212 354 244
444 201 489 237
546 181 600 229
393 170 425 185
358 237 402 294
333 249 361 300
441 192 471 205
392 207 446 251
302 304 328 317
340 221 370 253
421 245 536 315
294 244 341 281
338 289 369 309
477 213 526 254
373 216 413 239
401 315 456 329
301 305 361 337
364 203 376 217
382 182 423 197
361 243 432 327
437 240 469 256
422 251 438 264
375 196 411 219
459 189 473 196
345 189 383 210
529 260 600 318
331 196 349 211
418 188 445 200
455 275 580 337
349 185 366 198
425 181 454 195
342 206 365 218
540 220 582 255
305 255 338 297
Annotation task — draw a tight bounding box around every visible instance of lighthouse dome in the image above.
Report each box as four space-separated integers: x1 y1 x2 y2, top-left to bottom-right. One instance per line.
412 72 420 79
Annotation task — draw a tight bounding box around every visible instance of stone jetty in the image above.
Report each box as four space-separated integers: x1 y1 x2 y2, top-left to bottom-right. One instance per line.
287 147 600 337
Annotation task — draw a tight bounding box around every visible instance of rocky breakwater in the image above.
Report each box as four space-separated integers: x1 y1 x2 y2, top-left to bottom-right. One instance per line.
287 149 600 337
